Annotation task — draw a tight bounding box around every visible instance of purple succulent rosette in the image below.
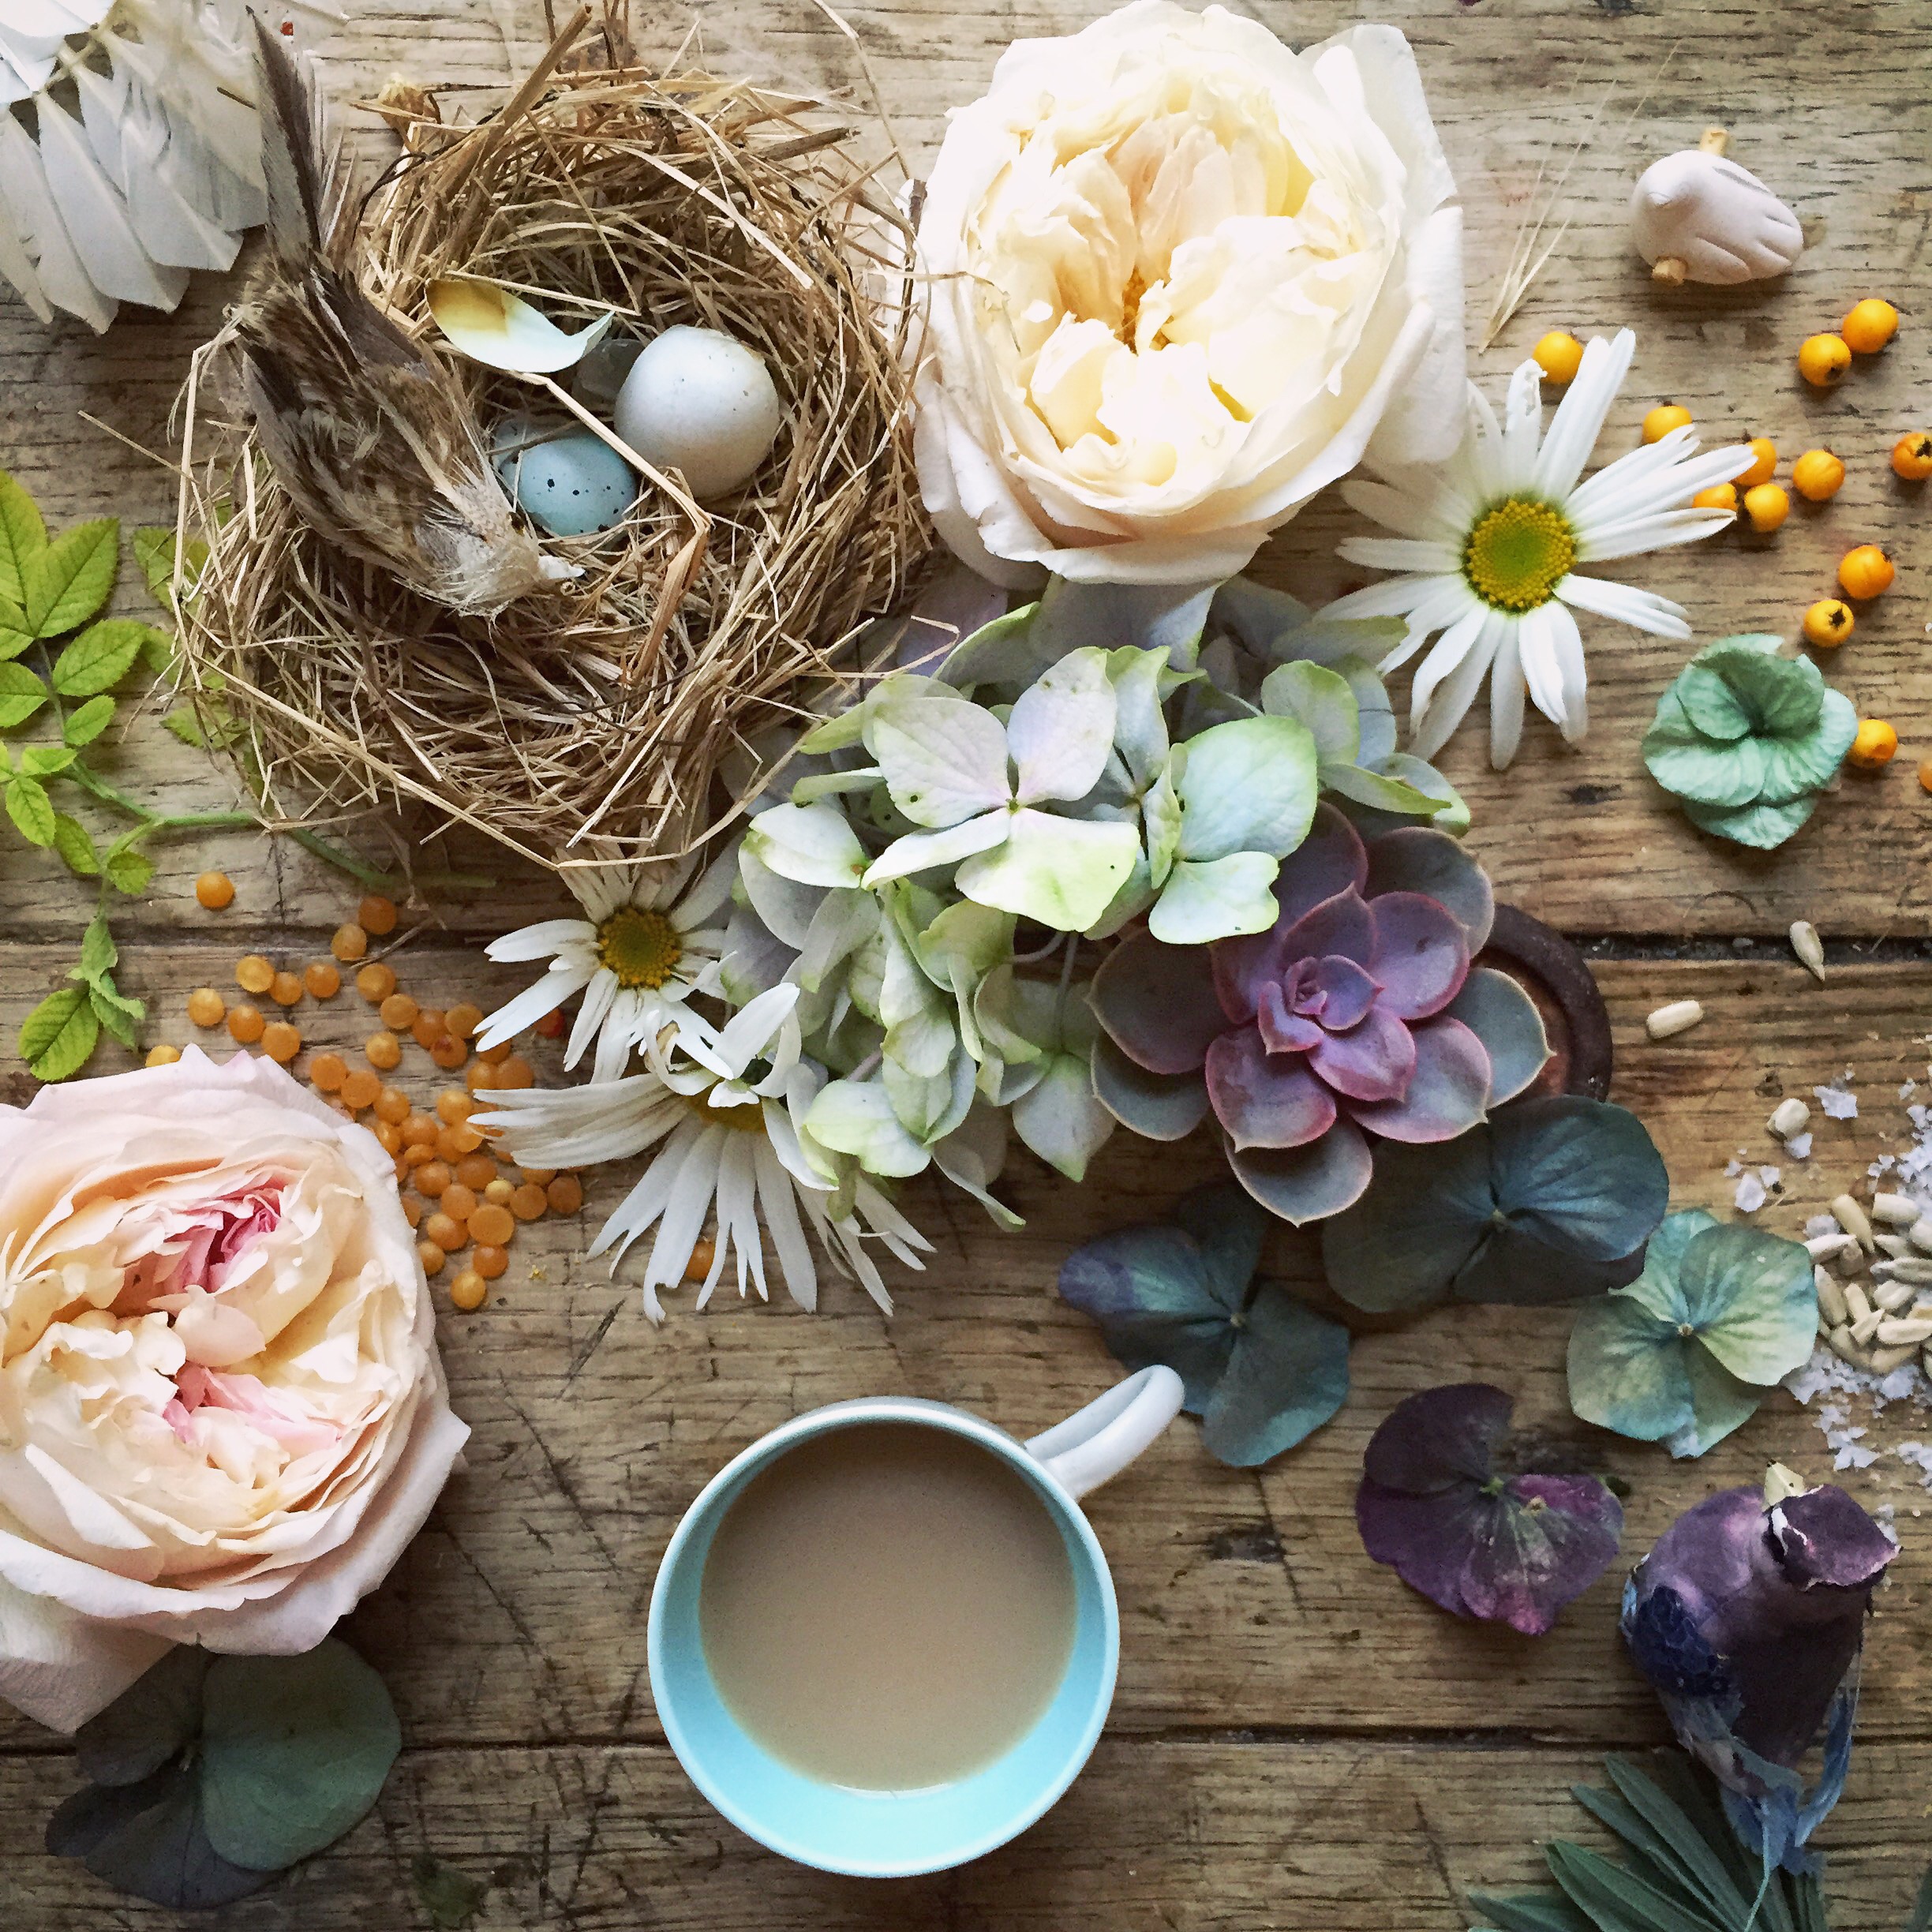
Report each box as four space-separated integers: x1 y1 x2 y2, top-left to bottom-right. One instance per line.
1621 1481 1898 1873
1355 1383 1623 1636
1090 803 1548 1223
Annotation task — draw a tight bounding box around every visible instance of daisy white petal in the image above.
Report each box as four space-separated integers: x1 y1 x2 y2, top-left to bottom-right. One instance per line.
485 919 596 964
709 1133 760 1305
1324 575 1455 623
1410 605 1486 730
754 1136 819 1310
1533 328 1635 500
1575 509 1739 562
1336 536 1462 574
672 842 742 932
565 969 620 1069
476 962 594 1052
1412 614 1503 762
1500 358 1542 484
1518 603 1566 728
1556 573 1690 639
1546 598 1588 742
1488 627 1525 769
1380 578 1483 674
1340 477 1466 543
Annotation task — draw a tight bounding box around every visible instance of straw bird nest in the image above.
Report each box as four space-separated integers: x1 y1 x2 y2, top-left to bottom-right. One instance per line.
177 28 930 871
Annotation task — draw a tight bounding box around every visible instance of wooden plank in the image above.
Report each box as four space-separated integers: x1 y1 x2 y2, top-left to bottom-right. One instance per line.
1 951 1926 1765
1 1737 1924 1931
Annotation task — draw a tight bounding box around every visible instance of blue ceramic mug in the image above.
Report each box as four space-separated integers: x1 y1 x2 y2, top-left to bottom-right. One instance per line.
646 1366 1185 1877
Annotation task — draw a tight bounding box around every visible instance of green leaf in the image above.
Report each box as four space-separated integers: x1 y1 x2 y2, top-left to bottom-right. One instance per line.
1680 792 1819 850
0 618 32 661
52 812 101 876
45 1764 271 1910
743 799 869 889
0 661 47 728
0 470 49 608
22 518 118 638
200 1642 402 1871
1147 850 1282 944
5 774 55 846
77 911 119 986
955 807 1140 932
163 706 206 748
1908 1865 1932 1932
1260 659 1361 764
19 743 75 776
89 980 144 1050
77 1648 211 1788
414 1853 489 1929
19 986 100 1081
805 1078 931 1177
867 681 1012 827
51 618 155 696
1173 713 1319 863
63 694 115 747
133 526 206 616
105 842 155 896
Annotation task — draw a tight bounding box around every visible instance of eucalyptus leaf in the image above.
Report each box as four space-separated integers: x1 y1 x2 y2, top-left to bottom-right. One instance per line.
47 1763 271 1910
1059 1184 1350 1466
77 1646 212 1787
414 1852 489 1929
1321 1096 1668 1313
22 518 118 639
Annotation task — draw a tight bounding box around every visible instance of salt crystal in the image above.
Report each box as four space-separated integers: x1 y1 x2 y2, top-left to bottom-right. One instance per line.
1834 1441 1880 1470
1725 1158 1743 1178
1804 1214 1839 1240
1815 1084 1859 1121
1904 1081 1919 1102
1787 1133 1813 1160
1758 1165 1780 1188
1880 1367 1921 1402
1735 1173 1767 1213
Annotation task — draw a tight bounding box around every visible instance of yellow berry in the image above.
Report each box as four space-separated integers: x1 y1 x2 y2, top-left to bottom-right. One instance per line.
1735 438 1777 489
1743 483 1789 534
1791 448 1845 501
1892 432 1932 481
1692 483 1738 514
227 1002 265 1044
365 1030 402 1072
186 987 226 1028
309 1050 348 1092
194 871 234 911
1841 298 1899 354
358 894 399 937
482 1177 515 1206
268 969 303 1009
1848 720 1897 770
1801 600 1855 648
1919 759 1932 796
261 1020 301 1065
303 961 342 999
331 923 368 963
1798 334 1852 388
145 1043 182 1067
357 961 397 1003
417 1240 447 1278
339 1068 381 1111
449 1271 489 1312
1642 403 1693 443
235 954 274 994
1838 544 1896 600
472 1245 509 1281
1533 331 1585 384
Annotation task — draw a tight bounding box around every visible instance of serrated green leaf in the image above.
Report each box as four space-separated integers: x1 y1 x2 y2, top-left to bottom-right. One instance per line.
77 912 118 985
133 526 208 617
52 812 100 877
88 980 142 1050
5 774 55 846
163 707 206 748
63 695 115 747
0 470 48 608
20 986 100 1081
0 661 47 729
22 519 118 638
0 622 32 661
51 618 154 697
19 743 75 776
105 843 155 896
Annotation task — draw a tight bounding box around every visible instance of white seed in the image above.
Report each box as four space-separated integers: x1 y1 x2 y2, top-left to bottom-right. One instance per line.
1789 919 1826 983
1831 1193 1875 1251
1815 1267 1850 1326
1806 1231 1855 1262
1769 1098 1810 1139
1876 1233 1914 1259
1866 1342 1921 1373
1837 1242 1867 1278
1825 1324 1864 1365
1646 999 1705 1039
1877 1315 1932 1346
1842 1282 1873 1324
1851 1309 1884 1344
1908 1218 1932 1254
1872 1190 1919 1226
1874 1256 1932 1286
1873 1279 1918 1313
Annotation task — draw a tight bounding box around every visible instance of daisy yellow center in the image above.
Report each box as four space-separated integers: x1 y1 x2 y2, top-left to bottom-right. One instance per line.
596 907 682 990
687 1086 768 1132
1462 498 1576 614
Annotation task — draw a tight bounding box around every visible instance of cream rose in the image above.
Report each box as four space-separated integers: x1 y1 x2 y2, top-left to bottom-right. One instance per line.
914 1 1466 585
0 1048 469 1732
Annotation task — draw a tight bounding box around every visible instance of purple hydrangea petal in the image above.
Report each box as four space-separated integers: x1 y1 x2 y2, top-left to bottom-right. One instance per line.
1226 1118 1374 1225
1362 1382 1509 1493
1365 825 1495 952
1308 1005 1417 1103
1090 1034 1212 1141
1366 891 1470 1020
1356 1479 1480 1618
1204 1028 1336 1150
1256 983 1324 1055
1090 930 1226 1075
1454 1473 1625 1636
1773 1487 1899 1589
1344 1015 1490 1143
1301 954 1378 1029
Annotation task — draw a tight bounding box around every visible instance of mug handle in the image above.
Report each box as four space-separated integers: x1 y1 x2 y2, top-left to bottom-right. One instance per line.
1024 1365 1185 1500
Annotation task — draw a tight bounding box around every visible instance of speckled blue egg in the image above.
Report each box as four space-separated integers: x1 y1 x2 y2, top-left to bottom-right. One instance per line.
491 415 637 538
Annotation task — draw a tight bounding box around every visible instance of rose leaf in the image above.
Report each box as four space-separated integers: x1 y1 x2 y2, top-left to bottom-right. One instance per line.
200 1642 401 1871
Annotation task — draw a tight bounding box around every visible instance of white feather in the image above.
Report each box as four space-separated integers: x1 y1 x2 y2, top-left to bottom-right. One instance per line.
70 54 132 192
122 88 245 272
0 196 54 324
0 116 114 331
35 95 189 309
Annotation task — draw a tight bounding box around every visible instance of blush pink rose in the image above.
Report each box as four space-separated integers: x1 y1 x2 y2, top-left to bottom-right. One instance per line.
0 1048 469 1732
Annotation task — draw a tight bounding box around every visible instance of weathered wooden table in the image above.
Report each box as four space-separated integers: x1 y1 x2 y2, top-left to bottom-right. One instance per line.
2 2 1930 1926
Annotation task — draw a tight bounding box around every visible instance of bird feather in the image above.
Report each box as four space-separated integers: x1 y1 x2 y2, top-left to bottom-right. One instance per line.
35 95 188 309
249 14 325 264
0 114 114 330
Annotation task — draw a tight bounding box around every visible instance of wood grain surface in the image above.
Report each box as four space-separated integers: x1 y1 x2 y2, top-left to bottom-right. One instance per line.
2 1 1930 1926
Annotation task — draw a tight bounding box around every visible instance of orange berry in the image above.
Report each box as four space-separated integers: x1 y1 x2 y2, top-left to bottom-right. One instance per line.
375 1085 413 1125
1735 437 1777 489
410 1008 446 1050
535 1009 567 1039
402 1112 440 1148
269 969 303 1009
436 1089 474 1126
227 1002 265 1044
1848 719 1897 769
1531 331 1584 385
458 1154 500 1190
357 961 397 1004
441 1184 480 1222
1743 483 1789 534
424 1211 466 1252
476 1040 512 1066
304 960 343 999
1919 759 1932 796
416 1161 451 1198
380 993 418 1032
417 1240 447 1277
1893 432 1932 481
404 1143 436 1170
510 1183 548 1222
1802 600 1855 648
469 1203 515 1247
429 1032 467 1070
546 1174 584 1215
187 987 226 1028
375 1120 404 1155
1791 449 1845 501
493 1056 534 1091
235 954 274 994
1642 403 1692 443
358 894 399 937
1691 483 1737 514
1841 298 1899 354
340 1068 381 1111
519 1167 556 1186
262 1021 301 1064
445 1002 484 1041
437 1124 484 1159
402 1195 423 1229
683 1237 717 1283
449 1271 489 1312
1798 334 1852 387
194 871 234 910
365 1030 402 1072
145 1043 182 1067
1838 545 1896 600
471 1245 509 1281
331 923 368 963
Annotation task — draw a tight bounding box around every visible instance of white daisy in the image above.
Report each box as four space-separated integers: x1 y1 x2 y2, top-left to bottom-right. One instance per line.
471 985 931 1321
1320 330 1750 768
477 845 738 1081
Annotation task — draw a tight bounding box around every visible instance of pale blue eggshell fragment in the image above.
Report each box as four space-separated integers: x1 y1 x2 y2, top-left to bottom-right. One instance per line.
492 414 638 538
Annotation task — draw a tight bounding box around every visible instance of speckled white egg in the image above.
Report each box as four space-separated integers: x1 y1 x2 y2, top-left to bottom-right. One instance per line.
492 415 638 539
613 326 784 501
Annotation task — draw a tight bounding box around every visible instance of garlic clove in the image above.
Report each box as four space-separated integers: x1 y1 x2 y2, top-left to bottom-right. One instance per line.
1630 150 1802 286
